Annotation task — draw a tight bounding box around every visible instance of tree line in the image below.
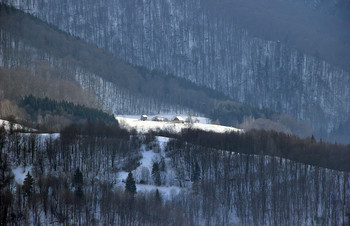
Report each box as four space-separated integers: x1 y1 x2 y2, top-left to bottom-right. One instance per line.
157 128 350 172
20 95 117 130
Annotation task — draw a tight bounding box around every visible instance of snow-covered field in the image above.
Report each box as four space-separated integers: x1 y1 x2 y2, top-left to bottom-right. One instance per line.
119 114 210 124
0 119 35 132
116 115 242 134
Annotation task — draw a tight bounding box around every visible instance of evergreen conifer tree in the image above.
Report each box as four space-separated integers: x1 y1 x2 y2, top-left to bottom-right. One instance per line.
73 168 83 186
155 189 162 204
0 153 14 190
75 185 84 200
311 134 316 143
152 162 161 186
23 171 34 197
159 157 166 171
191 161 201 182
125 172 136 194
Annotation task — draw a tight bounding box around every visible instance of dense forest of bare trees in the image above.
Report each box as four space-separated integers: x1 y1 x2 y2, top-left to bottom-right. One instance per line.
166 140 350 225
3 0 350 135
1 122 349 225
280 0 350 20
0 24 188 117
0 4 317 137
1 1 350 225
170 128 350 172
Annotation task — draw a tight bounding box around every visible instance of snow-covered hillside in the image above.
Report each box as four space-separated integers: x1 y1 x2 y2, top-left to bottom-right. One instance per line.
116 115 242 134
117 136 184 200
1 125 349 225
0 119 35 132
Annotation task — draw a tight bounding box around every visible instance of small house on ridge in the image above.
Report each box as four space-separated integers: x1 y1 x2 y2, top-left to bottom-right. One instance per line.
173 116 184 123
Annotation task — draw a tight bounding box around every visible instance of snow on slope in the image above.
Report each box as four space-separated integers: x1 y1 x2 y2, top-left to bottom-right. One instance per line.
117 136 183 199
10 133 59 185
119 114 210 124
0 119 35 132
116 115 242 134
114 120 241 199
12 166 32 184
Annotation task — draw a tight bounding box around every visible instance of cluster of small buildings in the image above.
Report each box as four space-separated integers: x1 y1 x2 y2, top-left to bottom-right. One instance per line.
140 115 185 123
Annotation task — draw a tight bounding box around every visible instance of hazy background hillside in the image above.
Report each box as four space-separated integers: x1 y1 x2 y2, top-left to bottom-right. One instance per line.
2 0 349 140
0 4 314 137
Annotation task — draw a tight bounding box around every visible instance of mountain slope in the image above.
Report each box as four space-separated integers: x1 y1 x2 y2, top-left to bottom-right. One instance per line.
1 124 349 225
1 4 311 135
3 0 350 134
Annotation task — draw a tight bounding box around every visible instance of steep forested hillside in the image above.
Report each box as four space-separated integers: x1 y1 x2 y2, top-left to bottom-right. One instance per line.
0 66 100 108
0 4 314 137
280 0 350 20
1 1 350 225
0 124 349 225
4 0 350 135
20 95 117 131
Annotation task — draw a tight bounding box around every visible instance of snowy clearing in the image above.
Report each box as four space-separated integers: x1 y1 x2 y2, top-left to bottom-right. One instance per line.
116 115 242 134
119 114 210 124
117 136 184 200
0 119 35 132
12 166 32 184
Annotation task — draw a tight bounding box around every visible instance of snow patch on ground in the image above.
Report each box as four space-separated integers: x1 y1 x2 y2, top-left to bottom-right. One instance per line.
116 116 242 134
120 114 210 124
157 136 170 151
140 149 158 168
117 136 184 200
0 119 35 132
38 133 60 139
12 166 32 184
136 184 182 198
